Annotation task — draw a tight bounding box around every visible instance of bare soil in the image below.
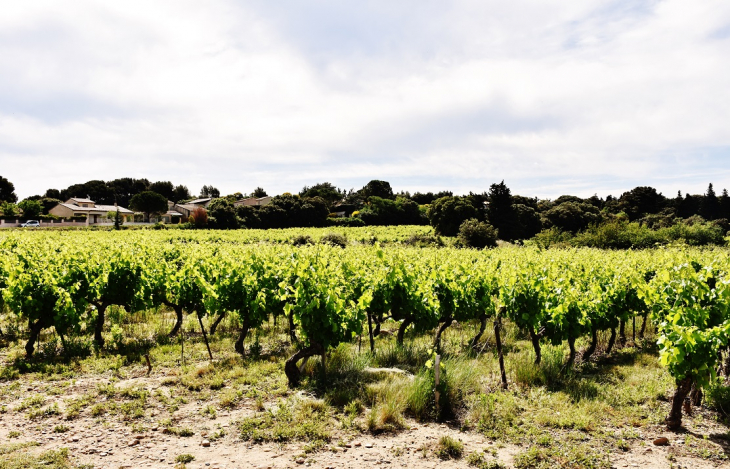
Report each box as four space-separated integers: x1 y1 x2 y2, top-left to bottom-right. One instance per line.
3 372 730 469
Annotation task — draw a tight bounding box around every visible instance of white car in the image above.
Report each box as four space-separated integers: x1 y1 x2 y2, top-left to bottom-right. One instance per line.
20 220 40 228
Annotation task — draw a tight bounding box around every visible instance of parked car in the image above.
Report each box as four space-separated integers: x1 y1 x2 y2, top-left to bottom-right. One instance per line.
20 220 40 228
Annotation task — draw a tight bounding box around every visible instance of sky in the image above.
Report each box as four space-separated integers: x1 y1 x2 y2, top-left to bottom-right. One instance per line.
1 0 729 201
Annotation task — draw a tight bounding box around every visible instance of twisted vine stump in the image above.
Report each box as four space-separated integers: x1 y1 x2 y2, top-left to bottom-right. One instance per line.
666 377 694 430
284 343 325 387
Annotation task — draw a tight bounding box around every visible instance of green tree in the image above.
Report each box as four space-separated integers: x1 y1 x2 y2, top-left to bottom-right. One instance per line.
458 219 498 249
18 199 42 219
129 191 168 222
172 185 191 202
208 199 240 229
44 188 61 199
359 180 394 200
252 187 268 198
542 201 602 233
719 188 730 220
487 181 519 241
0 176 17 203
701 183 719 220
148 181 175 200
299 182 343 208
1 201 18 217
200 185 220 198
40 198 62 215
427 196 478 236
617 186 667 221
513 204 542 239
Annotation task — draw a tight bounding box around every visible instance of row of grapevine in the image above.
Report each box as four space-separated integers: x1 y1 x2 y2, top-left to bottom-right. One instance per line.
1 231 729 428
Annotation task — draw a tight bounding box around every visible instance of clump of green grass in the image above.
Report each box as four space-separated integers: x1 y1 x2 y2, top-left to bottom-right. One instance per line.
28 402 60 420
513 444 609 469
510 344 564 387
467 451 506 469
218 389 242 409
0 444 72 469
53 425 69 433
15 395 45 411
238 397 332 443
175 454 195 463
201 404 216 419
163 426 194 437
434 435 464 460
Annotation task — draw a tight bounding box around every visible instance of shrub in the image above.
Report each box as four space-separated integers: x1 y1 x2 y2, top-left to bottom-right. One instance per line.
705 381 730 416
320 233 348 248
403 234 445 248
326 217 366 227
291 235 314 246
435 435 464 460
458 219 498 249
190 207 208 228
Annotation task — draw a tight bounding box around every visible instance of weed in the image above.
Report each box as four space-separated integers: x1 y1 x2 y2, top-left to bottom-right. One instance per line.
467 451 506 469
201 405 217 419
7 431 21 439
164 426 194 437
513 444 610 469
0 444 71 469
218 389 242 409
175 454 195 463
238 397 332 443
28 402 60 420
53 425 69 433
434 435 464 460
16 395 45 411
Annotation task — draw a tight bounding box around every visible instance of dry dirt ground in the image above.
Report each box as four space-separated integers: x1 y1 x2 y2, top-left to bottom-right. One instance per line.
2 372 730 469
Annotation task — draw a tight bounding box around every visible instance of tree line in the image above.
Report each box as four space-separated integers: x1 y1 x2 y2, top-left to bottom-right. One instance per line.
1 175 729 245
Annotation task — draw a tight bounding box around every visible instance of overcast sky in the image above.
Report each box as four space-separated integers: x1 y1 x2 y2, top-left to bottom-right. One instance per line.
1 0 729 200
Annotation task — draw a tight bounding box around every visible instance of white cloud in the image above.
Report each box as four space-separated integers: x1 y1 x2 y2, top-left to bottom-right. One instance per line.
1 0 729 200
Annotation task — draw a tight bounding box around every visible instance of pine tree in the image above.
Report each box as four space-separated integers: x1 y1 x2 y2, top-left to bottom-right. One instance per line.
701 183 719 220
487 181 518 241
719 188 730 220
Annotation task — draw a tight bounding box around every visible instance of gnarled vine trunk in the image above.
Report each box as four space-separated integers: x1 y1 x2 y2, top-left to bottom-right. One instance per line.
433 317 453 353
284 342 325 387
582 325 598 361
209 311 227 335
234 318 251 356
25 319 45 357
619 319 626 346
397 317 413 345
288 311 298 344
666 376 694 430
94 302 109 348
469 313 488 350
167 304 184 337
606 327 617 355
564 337 577 371
528 326 542 365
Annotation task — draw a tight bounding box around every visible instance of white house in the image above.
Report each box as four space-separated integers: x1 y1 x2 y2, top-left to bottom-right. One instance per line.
49 198 134 224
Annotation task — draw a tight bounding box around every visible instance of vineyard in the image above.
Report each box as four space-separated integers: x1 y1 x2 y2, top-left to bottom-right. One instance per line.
2 228 730 468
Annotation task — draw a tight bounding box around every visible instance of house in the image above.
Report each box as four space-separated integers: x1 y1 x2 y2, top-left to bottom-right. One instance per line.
49 198 134 224
186 198 212 208
160 210 184 224
166 197 214 220
234 196 272 207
